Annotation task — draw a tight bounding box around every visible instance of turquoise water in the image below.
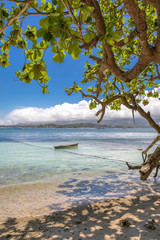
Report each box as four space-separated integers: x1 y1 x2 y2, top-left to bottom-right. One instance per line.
0 128 160 199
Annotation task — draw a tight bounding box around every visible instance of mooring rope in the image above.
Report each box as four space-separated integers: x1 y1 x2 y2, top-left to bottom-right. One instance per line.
14 140 128 164
142 151 147 163
62 149 127 163
13 140 53 150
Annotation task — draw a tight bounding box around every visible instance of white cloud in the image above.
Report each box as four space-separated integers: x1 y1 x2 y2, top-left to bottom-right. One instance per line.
0 96 160 125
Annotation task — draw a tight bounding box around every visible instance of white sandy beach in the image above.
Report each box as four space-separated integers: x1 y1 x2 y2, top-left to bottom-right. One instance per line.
0 183 160 240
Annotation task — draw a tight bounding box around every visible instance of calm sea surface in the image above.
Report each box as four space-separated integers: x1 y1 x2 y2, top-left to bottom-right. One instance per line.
0 128 160 200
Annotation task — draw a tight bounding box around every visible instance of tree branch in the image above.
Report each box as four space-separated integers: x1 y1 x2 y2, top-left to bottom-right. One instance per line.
142 0 160 9
81 0 106 35
0 0 34 35
140 145 160 180
122 54 154 82
136 104 160 134
95 105 106 123
80 34 100 49
142 134 160 154
61 0 83 39
123 0 151 54
115 29 137 47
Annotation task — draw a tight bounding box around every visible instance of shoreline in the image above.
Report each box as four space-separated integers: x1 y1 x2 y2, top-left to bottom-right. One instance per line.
0 193 160 239
1 173 160 223
1 174 159 223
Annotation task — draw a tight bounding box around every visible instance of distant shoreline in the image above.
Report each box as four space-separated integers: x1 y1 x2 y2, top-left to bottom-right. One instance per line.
0 122 151 129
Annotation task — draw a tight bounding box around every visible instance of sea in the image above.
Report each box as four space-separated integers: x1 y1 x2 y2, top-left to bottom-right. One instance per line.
0 128 160 207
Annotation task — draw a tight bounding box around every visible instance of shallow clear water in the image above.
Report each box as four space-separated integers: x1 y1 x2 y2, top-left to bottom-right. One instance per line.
0 128 160 200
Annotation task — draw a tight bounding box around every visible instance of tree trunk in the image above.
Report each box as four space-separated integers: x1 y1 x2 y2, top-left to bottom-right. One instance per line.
139 145 160 180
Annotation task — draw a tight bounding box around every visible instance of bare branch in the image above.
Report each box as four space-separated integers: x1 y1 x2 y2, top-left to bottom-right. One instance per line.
29 3 48 15
136 104 160 133
142 135 160 154
89 55 102 63
96 105 105 123
126 162 142 170
80 89 102 104
140 145 160 180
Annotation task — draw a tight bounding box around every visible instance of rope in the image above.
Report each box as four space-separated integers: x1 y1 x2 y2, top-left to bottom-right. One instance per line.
142 151 147 163
13 140 54 150
14 140 128 164
63 149 127 163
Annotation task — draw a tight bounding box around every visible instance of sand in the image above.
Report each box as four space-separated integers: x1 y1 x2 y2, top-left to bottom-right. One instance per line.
0 192 160 240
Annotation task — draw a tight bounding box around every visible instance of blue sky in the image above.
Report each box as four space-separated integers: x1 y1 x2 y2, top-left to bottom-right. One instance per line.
0 1 160 125
1 45 86 115
1 43 160 125
0 1 87 119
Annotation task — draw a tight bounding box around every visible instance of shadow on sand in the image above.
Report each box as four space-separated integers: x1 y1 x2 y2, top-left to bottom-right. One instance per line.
0 177 160 239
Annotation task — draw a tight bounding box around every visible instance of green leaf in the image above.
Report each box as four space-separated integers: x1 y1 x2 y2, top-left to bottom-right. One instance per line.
89 101 97 110
32 64 47 80
39 17 50 30
51 46 58 53
41 0 46 4
142 99 149 106
106 36 115 46
50 13 60 17
87 87 93 93
37 28 46 38
52 52 65 63
111 31 121 42
71 41 81 60
83 33 95 43
29 71 34 79
124 34 128 43
57 0 65 13
43 31 53 41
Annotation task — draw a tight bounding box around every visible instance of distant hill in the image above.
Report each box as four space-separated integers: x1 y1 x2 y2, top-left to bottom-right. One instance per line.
0 120 152 129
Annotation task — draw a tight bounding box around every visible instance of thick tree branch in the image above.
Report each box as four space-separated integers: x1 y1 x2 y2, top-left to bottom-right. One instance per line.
96 105 105 123
142 0 160 9
143 135 160 154
140 145 160 180
123 0 150 54
136 104 160 134
6 0 28 3
89 55 102 63
122 54 153 82
29 3 48 15
79 90 102 104
81 0 106 35
121 95 136 110
126 162 142 170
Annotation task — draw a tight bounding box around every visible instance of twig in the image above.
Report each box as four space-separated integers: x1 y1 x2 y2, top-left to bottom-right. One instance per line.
0 0 34 34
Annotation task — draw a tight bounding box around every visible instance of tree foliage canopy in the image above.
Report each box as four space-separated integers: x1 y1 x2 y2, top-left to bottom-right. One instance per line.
1 0 160 132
